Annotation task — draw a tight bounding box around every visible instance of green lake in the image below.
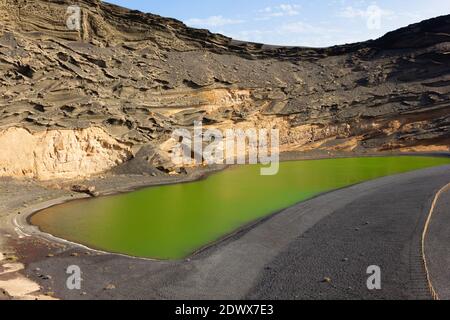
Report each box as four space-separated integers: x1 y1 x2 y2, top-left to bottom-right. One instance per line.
30 156 450 259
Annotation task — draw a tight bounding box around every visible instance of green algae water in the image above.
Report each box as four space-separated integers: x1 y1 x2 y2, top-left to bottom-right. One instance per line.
31 157 450 259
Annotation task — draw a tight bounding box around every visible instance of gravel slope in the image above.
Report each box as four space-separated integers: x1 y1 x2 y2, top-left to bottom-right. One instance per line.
248 166 450 300
17 165 450 300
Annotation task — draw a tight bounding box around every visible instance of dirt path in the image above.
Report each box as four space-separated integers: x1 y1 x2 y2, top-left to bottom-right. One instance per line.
425 184 450 300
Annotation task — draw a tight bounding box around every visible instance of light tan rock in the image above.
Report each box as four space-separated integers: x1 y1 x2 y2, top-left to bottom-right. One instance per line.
0 127 132 180
0 275 40 297
1 0 449 179
0 263 24 275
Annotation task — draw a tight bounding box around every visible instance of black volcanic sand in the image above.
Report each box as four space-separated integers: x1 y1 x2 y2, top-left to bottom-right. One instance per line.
2 0 450 300
2 162 447 300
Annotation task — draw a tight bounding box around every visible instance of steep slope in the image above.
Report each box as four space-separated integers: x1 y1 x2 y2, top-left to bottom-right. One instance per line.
0 0 449 179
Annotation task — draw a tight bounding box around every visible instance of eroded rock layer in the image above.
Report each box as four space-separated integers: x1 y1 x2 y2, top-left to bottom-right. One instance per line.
0 127 132 180
0 0 449 179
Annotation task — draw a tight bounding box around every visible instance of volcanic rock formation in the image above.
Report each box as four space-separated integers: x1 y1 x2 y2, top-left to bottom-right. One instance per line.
0 0 449 179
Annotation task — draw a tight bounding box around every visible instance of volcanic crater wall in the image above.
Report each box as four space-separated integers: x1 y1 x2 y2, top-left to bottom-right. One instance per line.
0 127 132 180
0 0 449 180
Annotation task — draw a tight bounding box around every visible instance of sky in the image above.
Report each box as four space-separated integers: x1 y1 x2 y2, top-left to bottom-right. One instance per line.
105 0 450 47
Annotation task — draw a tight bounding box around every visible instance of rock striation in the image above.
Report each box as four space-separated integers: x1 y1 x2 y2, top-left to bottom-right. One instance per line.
0 0 449 179
0 127 132 180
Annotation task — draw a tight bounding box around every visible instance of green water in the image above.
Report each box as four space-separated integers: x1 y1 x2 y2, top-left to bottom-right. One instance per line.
31 157 450 259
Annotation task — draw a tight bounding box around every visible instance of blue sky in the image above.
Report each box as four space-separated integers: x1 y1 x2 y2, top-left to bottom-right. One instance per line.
105 0 450 47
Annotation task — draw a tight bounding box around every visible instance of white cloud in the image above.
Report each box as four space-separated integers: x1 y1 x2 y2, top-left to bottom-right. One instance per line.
186 15 244 28
339 5 394 19
259 4 301 18
228 21 346 47
338 4 395 30
339 6 367 18
280 21 316 33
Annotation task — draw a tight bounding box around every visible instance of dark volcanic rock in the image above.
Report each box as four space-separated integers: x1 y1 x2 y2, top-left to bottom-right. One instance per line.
71 184 99 197
0 0 449 177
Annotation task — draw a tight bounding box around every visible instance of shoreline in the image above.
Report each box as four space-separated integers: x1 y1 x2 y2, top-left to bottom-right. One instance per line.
21 152 450 261
1 151 450 299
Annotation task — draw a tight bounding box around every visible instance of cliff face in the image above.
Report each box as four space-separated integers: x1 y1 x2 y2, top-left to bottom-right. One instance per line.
0 0 449 179
0 127 132 180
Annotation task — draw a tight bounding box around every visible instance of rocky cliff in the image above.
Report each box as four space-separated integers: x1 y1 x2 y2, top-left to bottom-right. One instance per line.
0 0 449 180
